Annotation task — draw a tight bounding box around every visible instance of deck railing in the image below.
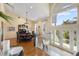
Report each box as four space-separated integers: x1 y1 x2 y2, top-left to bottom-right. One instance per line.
51 24 79 53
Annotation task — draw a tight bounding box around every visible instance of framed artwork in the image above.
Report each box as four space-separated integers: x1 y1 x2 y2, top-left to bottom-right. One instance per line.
8 27 15 31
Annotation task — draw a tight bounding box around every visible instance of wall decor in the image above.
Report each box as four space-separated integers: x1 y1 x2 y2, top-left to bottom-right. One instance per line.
8 27 15 31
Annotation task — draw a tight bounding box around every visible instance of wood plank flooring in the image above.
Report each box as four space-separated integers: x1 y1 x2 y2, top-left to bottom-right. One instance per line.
9 38 48 56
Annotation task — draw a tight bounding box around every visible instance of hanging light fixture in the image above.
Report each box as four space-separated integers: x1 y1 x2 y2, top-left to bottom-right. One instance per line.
24 10 30 26
24 11 28 24
24 6 32 25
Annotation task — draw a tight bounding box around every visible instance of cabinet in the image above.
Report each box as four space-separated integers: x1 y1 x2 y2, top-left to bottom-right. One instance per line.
17 24 33 42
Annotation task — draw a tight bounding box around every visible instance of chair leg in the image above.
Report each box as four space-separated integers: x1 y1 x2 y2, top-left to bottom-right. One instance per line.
18 50 24 56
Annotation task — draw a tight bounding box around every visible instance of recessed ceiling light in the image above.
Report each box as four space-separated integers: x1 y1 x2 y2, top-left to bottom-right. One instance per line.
30 6 32 9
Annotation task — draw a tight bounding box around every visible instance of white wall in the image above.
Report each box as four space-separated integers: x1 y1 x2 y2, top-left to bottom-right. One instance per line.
3 12 26 39
0 11 35 40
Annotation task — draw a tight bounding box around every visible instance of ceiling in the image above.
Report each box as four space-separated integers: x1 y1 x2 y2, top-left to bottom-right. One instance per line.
5 3 49 21
51 3 76 15
4 3 76 21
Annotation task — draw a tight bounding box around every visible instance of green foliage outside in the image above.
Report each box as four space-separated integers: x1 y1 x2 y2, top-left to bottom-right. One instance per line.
63 31 69 44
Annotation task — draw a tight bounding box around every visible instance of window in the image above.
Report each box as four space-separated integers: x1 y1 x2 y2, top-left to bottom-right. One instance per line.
56 8 77 26
52 8 77 52
63 31 70 44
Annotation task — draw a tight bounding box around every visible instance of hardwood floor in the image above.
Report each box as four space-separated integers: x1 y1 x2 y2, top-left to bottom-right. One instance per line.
9 38 48 56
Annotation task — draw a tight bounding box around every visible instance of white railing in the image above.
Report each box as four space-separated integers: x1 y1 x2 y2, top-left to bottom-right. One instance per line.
51 24 79 53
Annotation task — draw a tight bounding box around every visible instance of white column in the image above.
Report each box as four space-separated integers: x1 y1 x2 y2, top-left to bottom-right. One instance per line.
51 29 55 45
51 15 57 45
69 30 74 52
49 4 54 45
77 5 79 24
59 30 64 48
76 29 79 52
76 5 79 52
34 24 38 47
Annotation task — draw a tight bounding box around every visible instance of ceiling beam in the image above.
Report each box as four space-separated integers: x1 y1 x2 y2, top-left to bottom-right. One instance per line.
57 4 76 13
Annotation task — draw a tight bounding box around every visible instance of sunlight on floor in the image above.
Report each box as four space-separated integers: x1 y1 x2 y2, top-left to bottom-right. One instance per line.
47 46 73 56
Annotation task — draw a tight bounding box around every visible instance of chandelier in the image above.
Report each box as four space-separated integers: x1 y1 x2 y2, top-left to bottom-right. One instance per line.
24 6 32 25
24 11 29 25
